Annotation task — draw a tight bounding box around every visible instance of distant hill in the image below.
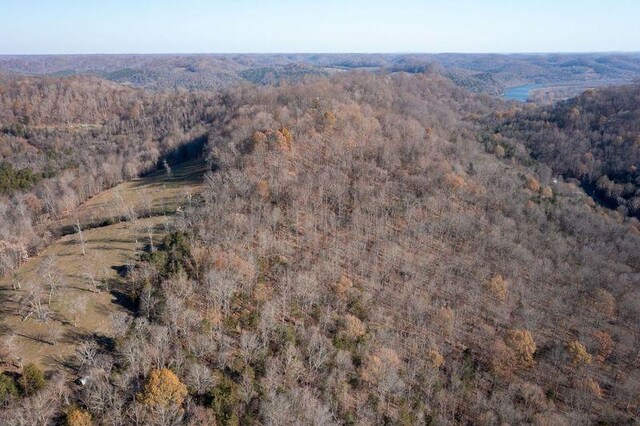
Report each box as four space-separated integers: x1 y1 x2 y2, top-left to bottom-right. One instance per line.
1 53 639 95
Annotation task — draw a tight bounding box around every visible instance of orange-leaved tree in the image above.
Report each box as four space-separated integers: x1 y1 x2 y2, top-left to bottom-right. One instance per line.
505 329 536 367
137 368 188 407
65 407 93 426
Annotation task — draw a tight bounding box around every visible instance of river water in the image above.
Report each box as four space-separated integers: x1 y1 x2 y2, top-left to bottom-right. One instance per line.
503 84 542 102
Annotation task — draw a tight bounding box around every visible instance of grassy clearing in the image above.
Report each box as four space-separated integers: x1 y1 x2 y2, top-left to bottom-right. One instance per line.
53 158 208 232
0 159 206 370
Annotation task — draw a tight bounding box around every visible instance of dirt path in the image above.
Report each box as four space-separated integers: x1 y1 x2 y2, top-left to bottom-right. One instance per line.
0 159 207 370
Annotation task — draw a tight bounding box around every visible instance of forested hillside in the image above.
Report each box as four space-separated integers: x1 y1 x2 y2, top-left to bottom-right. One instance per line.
486 83 640 217
2 52 639 95
0 75 219 276
0 71 639 424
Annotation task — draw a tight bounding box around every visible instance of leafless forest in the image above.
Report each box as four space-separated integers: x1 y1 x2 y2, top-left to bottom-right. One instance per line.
0 58 639 425
2 52 640 95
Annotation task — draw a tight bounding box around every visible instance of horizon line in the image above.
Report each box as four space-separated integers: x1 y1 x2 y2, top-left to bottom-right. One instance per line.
1 50 640 57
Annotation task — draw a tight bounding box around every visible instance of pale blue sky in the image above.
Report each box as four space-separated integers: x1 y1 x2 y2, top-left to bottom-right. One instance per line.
1 0 638 54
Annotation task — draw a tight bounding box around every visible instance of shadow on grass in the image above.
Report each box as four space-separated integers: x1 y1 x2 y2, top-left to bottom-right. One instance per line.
14 332 51 345
109 289 137 314
47 331 117 372
93 333 116 352
62 328 92 345
65 284 102 294
0 301 20 318
44 353 78 372
133 159 208 191
59 237 133 246
62 329 116 352
111 264 130 278
0 323 14 336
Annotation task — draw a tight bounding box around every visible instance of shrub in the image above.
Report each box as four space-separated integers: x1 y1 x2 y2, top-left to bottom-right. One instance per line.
18 363 45 396
0 374 18 404
138 368 188 407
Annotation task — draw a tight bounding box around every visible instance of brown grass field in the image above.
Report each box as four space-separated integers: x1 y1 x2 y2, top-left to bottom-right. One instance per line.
53 158 208 231
0 159 206 371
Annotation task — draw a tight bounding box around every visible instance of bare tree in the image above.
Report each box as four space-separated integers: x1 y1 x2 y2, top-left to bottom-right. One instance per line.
11 272 22 290
39 255 62 306
76 340 99 369
19 289 46 322
47 322 63 345
186 363 215 395
70 295 88 327
110 312 132 339
83 266 101 293
0 335 19 367
76 219 87 255
163 159 172 179
146 222 156 252
141 187 152 213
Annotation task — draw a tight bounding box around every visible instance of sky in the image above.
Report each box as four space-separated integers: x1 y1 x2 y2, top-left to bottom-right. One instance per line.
1 0 639 54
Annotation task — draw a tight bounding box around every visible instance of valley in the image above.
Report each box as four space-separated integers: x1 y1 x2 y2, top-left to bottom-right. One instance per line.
0 158 206 369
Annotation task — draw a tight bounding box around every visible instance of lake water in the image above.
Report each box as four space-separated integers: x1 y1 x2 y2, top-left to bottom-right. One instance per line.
503 84 542 102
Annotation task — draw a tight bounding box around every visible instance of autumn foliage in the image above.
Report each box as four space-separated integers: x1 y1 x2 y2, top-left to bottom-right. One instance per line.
593 330 614 363
137 368 188 407
1 67 639 425
567 340 592 366
65 407 93 426
486 273 508 302
505 329 536 367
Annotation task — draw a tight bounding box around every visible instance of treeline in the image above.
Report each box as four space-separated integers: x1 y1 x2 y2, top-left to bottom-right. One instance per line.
484 83 640 217
2 72 637 424
0 75 222 276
